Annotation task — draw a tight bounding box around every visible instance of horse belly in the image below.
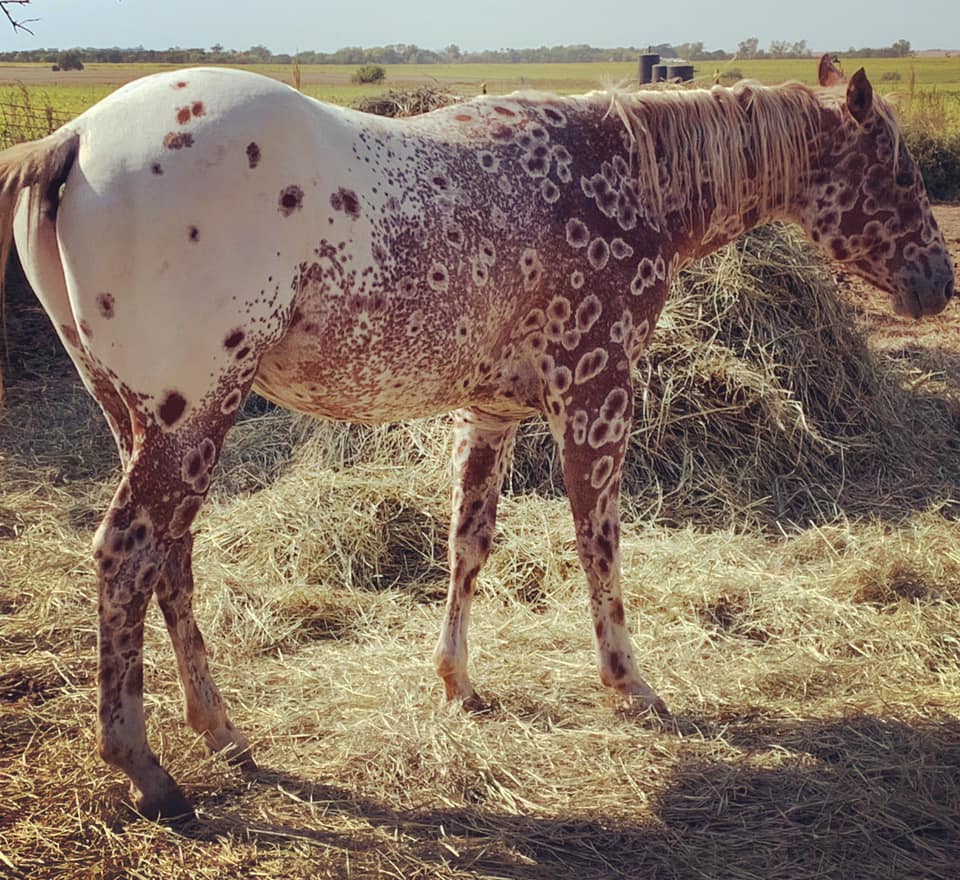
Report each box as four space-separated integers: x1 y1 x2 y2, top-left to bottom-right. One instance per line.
253 305 479 422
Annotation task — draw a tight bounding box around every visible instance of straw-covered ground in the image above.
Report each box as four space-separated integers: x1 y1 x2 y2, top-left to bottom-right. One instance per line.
1 214 960 878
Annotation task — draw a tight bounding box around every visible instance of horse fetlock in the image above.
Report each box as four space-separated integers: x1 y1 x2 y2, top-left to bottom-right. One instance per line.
201 720 255 767
435 652 474 702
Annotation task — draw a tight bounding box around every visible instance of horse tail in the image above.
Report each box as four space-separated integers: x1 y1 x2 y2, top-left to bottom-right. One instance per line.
0 127 80 409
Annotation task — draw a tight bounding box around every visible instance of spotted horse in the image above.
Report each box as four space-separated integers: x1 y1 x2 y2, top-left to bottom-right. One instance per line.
0 55 953 818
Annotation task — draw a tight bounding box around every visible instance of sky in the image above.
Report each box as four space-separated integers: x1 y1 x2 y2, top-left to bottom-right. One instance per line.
0 0 955 54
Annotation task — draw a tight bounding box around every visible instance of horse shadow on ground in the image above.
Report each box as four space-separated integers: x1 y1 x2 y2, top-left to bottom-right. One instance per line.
168 712 960 880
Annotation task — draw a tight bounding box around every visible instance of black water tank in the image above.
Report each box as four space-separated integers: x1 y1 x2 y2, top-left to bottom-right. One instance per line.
651 63 668 83
638 53 660 84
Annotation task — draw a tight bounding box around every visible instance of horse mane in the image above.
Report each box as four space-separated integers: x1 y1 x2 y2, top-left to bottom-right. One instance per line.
604 80 836 240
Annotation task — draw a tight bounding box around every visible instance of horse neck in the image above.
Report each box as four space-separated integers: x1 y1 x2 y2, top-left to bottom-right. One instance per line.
607 83 826 261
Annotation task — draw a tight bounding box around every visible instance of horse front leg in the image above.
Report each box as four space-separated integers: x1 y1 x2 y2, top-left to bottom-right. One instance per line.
545 372 668 713
434 409 519 705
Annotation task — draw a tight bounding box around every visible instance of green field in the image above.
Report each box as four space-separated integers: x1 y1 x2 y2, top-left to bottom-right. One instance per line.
0 56 957 117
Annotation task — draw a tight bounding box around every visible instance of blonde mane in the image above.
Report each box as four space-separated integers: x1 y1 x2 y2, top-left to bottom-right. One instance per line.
605 81 828 241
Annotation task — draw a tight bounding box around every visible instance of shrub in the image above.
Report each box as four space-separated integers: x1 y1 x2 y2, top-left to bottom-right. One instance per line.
903 128 960 202
717 68 743 85
351 64 386 85
880 71 902 82
55 51 84 71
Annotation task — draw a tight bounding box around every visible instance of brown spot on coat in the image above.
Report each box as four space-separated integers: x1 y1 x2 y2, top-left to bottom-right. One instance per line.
184 449 205 480
191 101 205 117
97 293 115 318
221 388 243 414
176 106 192 125
163 132 194 150
608 651 627 679
158 391 187 427
170 495 203 539
278 185 304 217
188 225 199 242
331 187 360 219
224 329 245 350
246 142 261 168
60 324 81 348
151 162 163 176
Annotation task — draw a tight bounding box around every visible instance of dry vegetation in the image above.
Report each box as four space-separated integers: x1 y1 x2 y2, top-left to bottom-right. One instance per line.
2 216 960 871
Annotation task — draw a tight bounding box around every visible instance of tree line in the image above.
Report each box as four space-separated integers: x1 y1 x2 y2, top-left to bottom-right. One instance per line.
0 39 915 67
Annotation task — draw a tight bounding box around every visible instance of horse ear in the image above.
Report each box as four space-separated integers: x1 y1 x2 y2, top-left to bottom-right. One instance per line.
846 68 874 124
818 53 845 87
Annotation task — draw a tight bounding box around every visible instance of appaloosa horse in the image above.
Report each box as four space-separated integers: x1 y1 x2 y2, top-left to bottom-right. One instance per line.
0 55 953 817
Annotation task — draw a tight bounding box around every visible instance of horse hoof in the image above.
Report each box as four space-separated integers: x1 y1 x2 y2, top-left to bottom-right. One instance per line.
461 692 497 715
225 745 258 773
133 785 195 822
617 692 672 722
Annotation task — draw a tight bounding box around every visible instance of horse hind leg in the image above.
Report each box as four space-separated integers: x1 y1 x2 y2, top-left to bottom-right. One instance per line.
154 532 253 768
94 392 249 818
434 409 519 705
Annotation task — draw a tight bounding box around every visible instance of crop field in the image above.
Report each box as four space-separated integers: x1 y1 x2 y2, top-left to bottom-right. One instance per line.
0 55 958 124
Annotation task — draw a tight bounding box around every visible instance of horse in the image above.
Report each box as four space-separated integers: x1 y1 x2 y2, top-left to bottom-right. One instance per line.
0 54 952 818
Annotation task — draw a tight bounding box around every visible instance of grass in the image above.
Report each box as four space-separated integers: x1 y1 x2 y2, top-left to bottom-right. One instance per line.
1 220 960 877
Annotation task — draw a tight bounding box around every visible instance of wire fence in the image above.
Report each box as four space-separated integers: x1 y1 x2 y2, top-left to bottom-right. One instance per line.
0 87 71 149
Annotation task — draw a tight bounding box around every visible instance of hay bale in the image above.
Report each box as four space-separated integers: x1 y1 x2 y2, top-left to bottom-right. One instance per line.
352 87 460 118
511 224 958 527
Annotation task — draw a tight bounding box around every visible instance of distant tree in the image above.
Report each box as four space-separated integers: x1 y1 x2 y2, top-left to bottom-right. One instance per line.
769 40 790 57
55 50 84 70
737 37 760 59
892 39 912 57
443 43 461 62
244 44 272 63
768 39 810 58
673 41 705 60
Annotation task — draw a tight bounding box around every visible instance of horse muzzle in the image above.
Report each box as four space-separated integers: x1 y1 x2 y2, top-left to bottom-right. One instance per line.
894 267 956 319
